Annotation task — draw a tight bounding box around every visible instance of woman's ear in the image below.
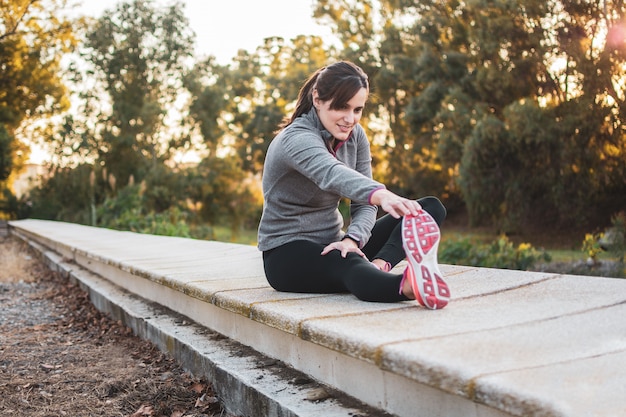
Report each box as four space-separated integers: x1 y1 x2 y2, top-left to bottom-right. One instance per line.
312 88 320 109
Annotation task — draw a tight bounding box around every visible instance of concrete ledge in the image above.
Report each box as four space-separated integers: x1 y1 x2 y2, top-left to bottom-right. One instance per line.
25 238 387 417
9 219 626 417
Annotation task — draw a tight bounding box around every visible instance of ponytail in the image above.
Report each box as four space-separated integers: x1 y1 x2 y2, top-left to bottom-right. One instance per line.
279 67 324 129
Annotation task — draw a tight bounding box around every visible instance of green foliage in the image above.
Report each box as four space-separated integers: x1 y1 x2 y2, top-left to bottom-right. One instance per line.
24 153 263 241
607 212 626 263
588 211 626 263
440 235 551 271
0 0 76 204
183 154 263 238
458 115 513 227
95 182 192 237
96 183 143 227
0 0 75 129
582 233 604 263
55 0 195 186
103 205 192 238
27 164 95 224
0 125 12 182
345 0 626 231
0 187 17 220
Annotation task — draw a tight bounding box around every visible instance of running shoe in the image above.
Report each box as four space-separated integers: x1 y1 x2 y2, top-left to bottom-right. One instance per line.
401 210 450 309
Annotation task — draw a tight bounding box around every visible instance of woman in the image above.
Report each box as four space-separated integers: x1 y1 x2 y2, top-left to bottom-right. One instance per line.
258 61 449 309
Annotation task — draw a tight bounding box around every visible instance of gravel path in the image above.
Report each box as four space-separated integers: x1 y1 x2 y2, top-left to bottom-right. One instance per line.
0 236 235 417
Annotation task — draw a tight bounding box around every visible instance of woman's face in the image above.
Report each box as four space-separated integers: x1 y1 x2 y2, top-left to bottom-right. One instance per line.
313 87 367 142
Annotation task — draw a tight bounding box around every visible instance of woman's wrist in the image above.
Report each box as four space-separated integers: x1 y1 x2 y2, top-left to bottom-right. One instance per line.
343 235 360 247
370 188 393 206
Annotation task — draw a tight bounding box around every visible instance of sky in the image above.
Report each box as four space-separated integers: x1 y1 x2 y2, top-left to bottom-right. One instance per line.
74 0 335 64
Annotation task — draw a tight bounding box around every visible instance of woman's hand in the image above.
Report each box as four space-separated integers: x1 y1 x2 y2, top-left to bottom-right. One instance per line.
321 238 367 259
370 189 422 218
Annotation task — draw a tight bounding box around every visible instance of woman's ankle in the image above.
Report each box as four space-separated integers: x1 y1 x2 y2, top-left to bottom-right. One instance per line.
400 269 415 299
371 259 392 272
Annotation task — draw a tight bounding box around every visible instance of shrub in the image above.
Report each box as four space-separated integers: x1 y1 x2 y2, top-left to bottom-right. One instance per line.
598 211 626 263
440 235 551 271
101 206 192 238
583 211 626 263
582 232 604 264
579 211 626 278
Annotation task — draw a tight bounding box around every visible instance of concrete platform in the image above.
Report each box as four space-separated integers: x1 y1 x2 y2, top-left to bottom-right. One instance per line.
8 219 626 417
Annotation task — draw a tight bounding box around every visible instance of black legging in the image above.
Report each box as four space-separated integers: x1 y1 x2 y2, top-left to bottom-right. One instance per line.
262 196 446 303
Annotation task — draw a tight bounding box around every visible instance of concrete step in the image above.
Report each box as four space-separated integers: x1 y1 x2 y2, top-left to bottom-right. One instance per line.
9 219 626 417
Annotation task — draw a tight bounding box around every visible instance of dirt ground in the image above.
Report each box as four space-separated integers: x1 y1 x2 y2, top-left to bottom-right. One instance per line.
0 236 236 417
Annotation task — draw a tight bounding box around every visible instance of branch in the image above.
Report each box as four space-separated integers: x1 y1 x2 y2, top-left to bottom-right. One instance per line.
0 0 40 41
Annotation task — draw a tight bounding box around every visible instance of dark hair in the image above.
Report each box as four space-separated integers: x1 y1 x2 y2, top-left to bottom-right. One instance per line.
281 61 369 128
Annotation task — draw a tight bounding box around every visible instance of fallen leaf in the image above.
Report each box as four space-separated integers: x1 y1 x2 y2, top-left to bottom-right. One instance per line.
195 393 219 408
190 382 205 393
130 404 154 416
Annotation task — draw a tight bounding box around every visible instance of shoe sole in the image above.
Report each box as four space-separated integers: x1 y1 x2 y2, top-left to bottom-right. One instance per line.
402 211 450 309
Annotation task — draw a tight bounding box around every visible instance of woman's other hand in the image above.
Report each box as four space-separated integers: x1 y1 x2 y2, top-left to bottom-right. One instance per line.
321 238 367 258
370 189 422 218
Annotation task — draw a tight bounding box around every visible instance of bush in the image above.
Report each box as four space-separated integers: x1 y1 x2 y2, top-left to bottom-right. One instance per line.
109 207 192 238
440 235 551 271
577 211 626 278
582 232 604 264
598 211 626 263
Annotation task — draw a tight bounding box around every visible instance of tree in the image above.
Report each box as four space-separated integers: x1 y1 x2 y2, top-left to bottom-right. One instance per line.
0 125 12 181
313 0 451 198
410 0 558 227
27 164 95 223
448 0 626 229
54 0 195 187
314 0 379 65
312 0 625 232
373 0 625 230
550 0 626 226
185 35 332 175
0 0 75 202
184 57 230 158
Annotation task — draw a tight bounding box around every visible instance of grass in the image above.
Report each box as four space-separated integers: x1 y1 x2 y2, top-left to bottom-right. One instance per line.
545 249 585 263
212 225 258 246
543 248 617 263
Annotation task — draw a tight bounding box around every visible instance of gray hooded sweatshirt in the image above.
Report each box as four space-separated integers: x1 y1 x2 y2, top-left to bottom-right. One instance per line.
257 108 385 251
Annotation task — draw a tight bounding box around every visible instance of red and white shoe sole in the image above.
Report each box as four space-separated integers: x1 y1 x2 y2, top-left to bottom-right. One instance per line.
402 210 450 309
